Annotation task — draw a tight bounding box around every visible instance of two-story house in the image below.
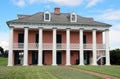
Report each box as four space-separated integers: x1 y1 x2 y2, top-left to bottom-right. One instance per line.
7 8 111 66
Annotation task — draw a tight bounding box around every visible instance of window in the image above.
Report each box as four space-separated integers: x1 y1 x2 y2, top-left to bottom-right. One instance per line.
44 11 51 21
70 12 77 22
72 15 75 21
45 14 49 20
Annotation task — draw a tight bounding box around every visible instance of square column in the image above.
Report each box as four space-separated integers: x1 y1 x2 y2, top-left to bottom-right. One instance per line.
79 28 84 65
23 27 28 66
8 27 14 66
38 27 43 66
52 28 57 65
92 29 97 65
66 28 71 65
105 29 110 65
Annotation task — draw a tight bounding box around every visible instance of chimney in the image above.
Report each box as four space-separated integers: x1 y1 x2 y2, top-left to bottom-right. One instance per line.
54 8 60 15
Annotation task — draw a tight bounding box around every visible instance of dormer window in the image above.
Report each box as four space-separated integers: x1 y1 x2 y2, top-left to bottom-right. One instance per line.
70 12 77 22
44 11 51 21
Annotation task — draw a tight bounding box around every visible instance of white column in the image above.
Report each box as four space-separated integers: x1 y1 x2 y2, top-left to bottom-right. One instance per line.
38 27 43 66
92 29 97 65
105 29 110 65
52 28 57 65
66 28 71 65
8 27 14 66
79 28 84 65
23 27 28 66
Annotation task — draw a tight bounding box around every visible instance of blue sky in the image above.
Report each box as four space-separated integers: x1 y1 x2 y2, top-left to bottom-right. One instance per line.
0 0 120 50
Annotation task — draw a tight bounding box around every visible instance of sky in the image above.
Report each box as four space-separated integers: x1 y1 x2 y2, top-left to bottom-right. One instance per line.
0 0 120 50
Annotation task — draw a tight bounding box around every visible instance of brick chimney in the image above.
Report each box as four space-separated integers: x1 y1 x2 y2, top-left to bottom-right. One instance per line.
54 8 60 15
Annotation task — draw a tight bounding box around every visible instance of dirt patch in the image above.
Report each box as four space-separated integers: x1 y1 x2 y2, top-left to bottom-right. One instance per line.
64 66 120 79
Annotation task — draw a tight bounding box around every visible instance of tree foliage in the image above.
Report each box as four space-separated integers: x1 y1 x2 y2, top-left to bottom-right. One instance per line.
110 49 120 65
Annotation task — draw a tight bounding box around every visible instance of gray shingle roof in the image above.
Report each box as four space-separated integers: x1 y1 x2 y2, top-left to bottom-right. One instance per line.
7 12 111 26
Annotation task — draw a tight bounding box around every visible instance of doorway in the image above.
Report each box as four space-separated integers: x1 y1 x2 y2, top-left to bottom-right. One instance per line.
32 52 38 65
84 52 90 65
57 52 62 65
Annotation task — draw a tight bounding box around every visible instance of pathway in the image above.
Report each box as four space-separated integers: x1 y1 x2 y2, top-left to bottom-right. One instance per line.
64 66 120 79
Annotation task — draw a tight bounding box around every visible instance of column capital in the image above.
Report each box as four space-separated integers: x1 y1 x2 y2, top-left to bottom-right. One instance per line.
9 26 14 28
66 28 71 30
38 27 43 29
92 28 97 30
52 27 57 29
79 28 84 30
24 27 29 28
105 29 109 31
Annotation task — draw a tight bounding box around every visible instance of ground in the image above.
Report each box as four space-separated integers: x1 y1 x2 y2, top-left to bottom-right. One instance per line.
0 57 120 79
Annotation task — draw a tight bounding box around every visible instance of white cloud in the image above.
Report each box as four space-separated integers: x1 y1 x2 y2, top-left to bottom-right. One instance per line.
97 9 120 21
0 32 9 50
12 0 26 7
86 0 103 8
11 0 83 7
48 0 83 6
110 29 120 49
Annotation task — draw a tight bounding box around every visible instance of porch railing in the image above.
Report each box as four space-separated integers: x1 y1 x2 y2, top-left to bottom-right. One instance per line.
13 43 106 50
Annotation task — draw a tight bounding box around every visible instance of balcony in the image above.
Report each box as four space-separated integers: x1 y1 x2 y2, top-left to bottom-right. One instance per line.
13 43 106 50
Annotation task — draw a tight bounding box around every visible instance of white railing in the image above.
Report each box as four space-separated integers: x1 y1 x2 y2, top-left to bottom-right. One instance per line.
70 43 79 49
43 43 52 50
97 44 105 49
28 43 38 49
57 43 66 50
13 43 24 49
83 44 93 49
97 50 106 61
13 43 106 50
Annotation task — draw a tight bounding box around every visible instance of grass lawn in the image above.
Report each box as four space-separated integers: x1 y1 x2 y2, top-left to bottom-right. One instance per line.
74 65 120 78
0 57 102 79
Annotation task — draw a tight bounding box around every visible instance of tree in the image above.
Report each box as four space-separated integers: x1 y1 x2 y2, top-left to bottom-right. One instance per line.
0 47 4 56
110 49 120 65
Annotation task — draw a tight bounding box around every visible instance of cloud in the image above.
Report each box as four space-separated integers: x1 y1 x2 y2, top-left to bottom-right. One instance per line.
86 0 103 8
110 29 120 49
12 0 26 7
97 9 120 21
11 0 83 7
48 0 83 6
0 32 9 50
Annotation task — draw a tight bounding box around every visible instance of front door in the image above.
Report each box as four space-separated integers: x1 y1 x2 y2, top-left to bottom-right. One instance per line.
32 52 38 65
57 34 62 43
14 52 20 65
84 52 90 65
57 52 62 65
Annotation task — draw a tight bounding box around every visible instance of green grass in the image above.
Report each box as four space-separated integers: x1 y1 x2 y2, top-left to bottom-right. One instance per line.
74 65 120 78
0 57 102 79
0 57 8 66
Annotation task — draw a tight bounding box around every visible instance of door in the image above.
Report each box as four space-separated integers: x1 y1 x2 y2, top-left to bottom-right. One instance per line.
32 52 38 64
83 35 86 44
84 52 90 65
57 52 62 65
14 52 20 65
57 34 62 43
57 34 62 49
42 51 45 65
18 33 24 48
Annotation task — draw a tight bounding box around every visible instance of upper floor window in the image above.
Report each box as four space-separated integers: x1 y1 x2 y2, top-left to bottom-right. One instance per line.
70 12 77 22
44 11 51 22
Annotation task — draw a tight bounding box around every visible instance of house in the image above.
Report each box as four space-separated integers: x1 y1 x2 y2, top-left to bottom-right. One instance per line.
7 8 111 66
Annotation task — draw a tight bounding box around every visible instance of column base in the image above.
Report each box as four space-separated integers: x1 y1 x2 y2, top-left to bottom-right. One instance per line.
92 63 98 65
52 64 57 66
79 63 84 66
66 64 71 66
38 64 43 66
7 64 13 66
105 64 111 65
23 64 28 66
